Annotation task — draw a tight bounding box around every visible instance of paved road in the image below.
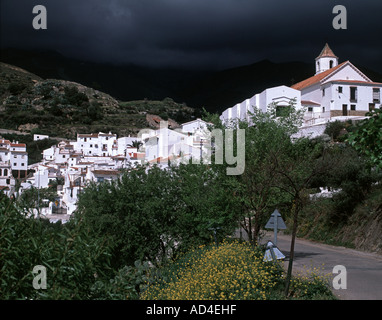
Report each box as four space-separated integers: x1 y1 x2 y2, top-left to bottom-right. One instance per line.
261 232 382 300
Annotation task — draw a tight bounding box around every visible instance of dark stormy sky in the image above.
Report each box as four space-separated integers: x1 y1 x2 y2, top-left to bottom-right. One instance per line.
1 0 381 72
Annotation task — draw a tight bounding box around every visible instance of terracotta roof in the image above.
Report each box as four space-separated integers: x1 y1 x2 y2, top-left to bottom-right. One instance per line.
10 143 26 147
78 133 99 138
291 61 348 90
316 43 338 59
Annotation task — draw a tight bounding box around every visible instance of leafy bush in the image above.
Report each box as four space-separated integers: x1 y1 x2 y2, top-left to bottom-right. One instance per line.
288 266 334 300
64 86 89 106
75 164 241 269
90 261 151 300
0 194 114 300
8 82 27 95
324 120 347 140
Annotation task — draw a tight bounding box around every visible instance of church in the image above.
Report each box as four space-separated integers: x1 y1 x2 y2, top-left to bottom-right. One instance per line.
220 43 382 127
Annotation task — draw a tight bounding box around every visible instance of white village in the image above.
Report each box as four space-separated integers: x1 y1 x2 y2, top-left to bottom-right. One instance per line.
1 44 381 223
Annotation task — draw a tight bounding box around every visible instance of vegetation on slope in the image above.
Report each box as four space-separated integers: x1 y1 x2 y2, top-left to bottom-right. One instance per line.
0 62 199 139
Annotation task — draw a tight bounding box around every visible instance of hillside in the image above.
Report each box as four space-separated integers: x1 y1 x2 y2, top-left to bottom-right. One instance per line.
0 62 198 139
2 48 382 114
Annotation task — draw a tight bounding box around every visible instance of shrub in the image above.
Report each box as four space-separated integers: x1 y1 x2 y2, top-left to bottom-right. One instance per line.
8 82 27 95
288 266 335 300
0 194 114 300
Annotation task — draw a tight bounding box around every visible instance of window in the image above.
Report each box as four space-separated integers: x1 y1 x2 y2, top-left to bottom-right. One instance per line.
14 163 17 166
14 155 17 158
322 88 325 96
351 105 356 111
330 60 334 68
308 107 313 112
21 163 25 166
84 138 87 142
62 155 66 158
4 169 8 176
373 88 380 103
90 144 93 148
97 177 104 183
338 86 343 93
350 87 357 102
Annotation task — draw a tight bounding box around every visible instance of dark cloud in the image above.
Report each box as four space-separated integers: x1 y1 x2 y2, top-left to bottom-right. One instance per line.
1 0 381 72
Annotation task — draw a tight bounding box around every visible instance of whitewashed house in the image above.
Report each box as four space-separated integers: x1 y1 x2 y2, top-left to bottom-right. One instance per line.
75 132 118 157
220 85 302 125
33 134 49 141
220 43 382 128
0 139 13 194
9 142 28 178
292 43 382 123
141 122 211 166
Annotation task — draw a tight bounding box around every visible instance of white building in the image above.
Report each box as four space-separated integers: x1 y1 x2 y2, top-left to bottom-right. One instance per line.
292 43 382 123
220 43 382 128
75 132 118 157
140 121 211 167
9 142 28 178
220 85 302 125
33 134 49 141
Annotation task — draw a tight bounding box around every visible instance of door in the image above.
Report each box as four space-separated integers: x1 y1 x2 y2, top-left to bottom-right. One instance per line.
342 104 348 116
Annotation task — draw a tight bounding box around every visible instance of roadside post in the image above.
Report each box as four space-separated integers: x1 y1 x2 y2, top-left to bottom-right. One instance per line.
264 209 287 246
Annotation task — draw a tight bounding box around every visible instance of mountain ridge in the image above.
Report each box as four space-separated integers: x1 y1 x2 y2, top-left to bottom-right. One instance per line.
1 47 382 114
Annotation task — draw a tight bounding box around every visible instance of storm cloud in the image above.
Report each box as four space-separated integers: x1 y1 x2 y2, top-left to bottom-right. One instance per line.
1 0 381 71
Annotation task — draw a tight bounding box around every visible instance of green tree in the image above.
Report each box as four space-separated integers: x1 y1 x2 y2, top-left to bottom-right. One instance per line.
127 140 143 151
225 101 305 244
347 108 382 170
75 163 240 269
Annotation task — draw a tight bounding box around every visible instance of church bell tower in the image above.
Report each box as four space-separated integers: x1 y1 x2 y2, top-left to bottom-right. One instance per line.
315 43 338 75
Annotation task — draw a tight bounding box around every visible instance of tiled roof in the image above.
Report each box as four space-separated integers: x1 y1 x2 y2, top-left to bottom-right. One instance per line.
92 169 120 175
10 143 26 147
291 61 348 90
316 43 338 59
78 133 99 138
